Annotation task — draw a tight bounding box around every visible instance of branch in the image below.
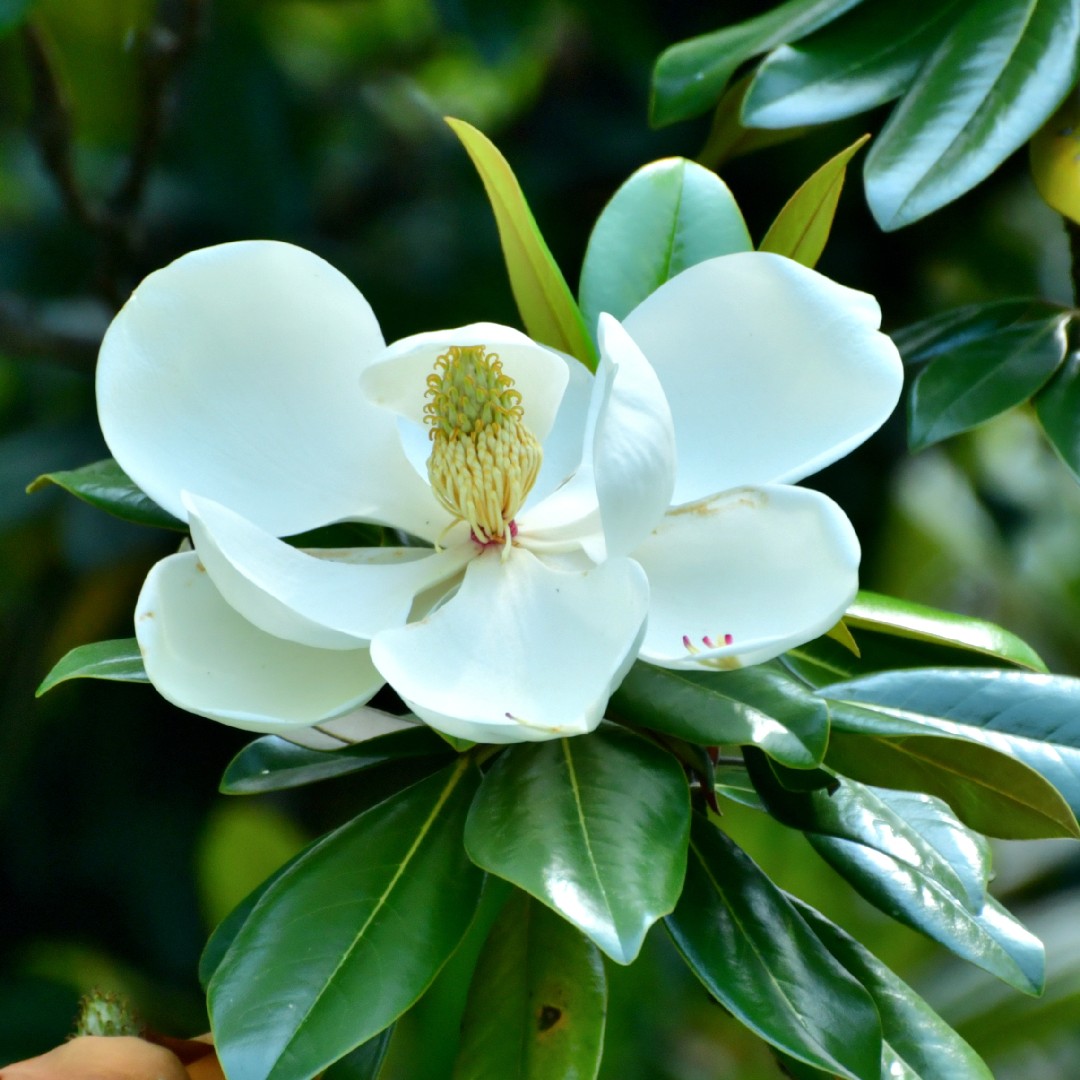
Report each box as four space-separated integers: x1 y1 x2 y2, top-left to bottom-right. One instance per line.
0 292 109 370
110 0 207 217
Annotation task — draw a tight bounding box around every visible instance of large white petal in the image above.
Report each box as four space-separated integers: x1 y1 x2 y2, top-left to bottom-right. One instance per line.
360 322 569 442
98 240 439 538
370 547 649 743
622 251 903 503
135 552 384 732
185 492 473 649
634 484 860 669
593 314 676 557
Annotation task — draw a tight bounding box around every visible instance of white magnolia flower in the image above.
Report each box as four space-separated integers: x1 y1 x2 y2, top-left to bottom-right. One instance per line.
97 241 902 744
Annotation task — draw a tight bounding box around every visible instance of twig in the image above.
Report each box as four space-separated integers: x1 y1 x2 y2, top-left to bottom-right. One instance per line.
0 292 108 371
110 0 206 218
22 23 105 236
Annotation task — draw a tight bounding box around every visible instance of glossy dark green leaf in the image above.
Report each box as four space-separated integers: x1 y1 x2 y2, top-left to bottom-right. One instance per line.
865 0 1080 229
792 899 996 1079
27 458 185 530
321 1028 394 1080
579 157 750 333
650 0 865 127
464 724 689 964
220 726 452 794
714 764 765 810
907 312 1069 450
210 759 483 1080
611 661 828 767
200 757 430 990
826 668 1080 823
744 0 963 127
447 119 597 370
845 591 1048 672
797 782 1042 993
666 817 881 1079
36 638 148 696
758 134 868 267
891 298 1067 368
1035 350 1080 483
451 890 607 1080
826 719 1078 840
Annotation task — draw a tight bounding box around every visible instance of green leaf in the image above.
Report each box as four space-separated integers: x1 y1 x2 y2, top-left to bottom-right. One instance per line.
865 0 1080 229
320 1028 394 1080
220 726 452 794
907 312 1070 450
210 759 484 1080
650 0 865 127
891 298 1067 367
451 890 607 1080
825 668 1080 823
36 639 148 696
611 661 829 768
1035 350 1080 483
714 764 765 809
464 724 689 964
666 816 881 1080
447 118 597 370
743 0 964 128
698 72 815 168
845 590 1048 672
578 157 751 333
0 0 34 36
28 458 185 530
792 899 996 1080
758 134 869 267
789 781 1044 993
824 700 1080 840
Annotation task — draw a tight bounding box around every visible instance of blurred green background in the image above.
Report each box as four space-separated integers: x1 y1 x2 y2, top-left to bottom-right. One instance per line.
2 0 1079 1076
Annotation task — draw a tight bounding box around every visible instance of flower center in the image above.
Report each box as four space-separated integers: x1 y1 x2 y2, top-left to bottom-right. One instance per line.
424 344 542 545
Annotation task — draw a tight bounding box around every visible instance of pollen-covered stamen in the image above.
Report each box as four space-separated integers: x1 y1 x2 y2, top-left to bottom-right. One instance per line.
424 345 542 545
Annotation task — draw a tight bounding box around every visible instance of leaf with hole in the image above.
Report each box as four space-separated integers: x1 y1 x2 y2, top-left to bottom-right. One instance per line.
451 890 607 1080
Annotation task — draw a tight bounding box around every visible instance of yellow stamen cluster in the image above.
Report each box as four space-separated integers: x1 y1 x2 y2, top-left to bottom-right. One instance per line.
424 344 542 545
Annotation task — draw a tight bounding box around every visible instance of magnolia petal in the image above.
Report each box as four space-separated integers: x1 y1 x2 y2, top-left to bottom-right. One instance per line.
135 552 383 732
593 314 676 557
282 707 420 750
622 251 903 503
185 492 472 649
370 547 649 743
526 355 594 508
97 240 438 538
635 484 860 669
360 322 570 442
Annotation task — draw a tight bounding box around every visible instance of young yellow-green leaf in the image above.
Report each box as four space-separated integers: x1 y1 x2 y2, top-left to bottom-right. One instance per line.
37 639 148 696
758 134 869 267
698 72 814 168
1031 87 1080 224
451 891 607 1080
845 590 1048 672
447 118 597 370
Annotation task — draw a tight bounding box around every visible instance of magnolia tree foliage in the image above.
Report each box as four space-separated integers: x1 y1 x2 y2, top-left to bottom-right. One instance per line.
11 1 1080 1079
